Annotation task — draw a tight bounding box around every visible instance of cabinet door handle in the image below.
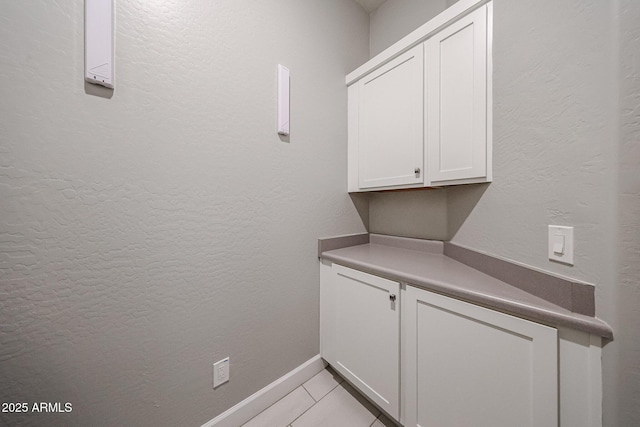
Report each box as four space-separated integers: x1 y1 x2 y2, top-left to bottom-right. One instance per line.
390 294 397 302
414 168 421 176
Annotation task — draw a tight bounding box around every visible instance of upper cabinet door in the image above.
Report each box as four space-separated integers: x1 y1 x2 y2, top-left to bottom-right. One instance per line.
426 5 488 184
358 45 424 189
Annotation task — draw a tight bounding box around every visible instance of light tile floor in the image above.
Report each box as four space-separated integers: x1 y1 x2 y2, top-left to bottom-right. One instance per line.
242 368 396 427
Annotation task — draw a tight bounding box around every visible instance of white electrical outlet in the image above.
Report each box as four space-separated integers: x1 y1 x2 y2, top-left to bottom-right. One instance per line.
213 357 230 388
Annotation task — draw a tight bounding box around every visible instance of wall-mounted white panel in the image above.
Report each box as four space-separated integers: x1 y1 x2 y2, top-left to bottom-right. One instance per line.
277 64 290 136
85 0 114 88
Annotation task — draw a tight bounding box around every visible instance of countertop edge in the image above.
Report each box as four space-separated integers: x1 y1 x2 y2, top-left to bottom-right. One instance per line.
317 233 369 258
321 250 613 340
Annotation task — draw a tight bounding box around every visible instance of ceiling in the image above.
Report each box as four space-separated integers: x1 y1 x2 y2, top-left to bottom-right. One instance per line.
354 0 387 13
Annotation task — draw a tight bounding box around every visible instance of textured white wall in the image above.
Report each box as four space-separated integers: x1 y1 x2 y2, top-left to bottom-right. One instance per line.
368 189 449 240
369 190 448 240
0 1 369 426
450 1 621 421
369 0 447 56
368 0 640 424
451 0 616 302
612 0 640 424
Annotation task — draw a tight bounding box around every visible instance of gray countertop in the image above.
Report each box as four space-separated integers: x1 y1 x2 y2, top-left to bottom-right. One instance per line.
320 238 613 339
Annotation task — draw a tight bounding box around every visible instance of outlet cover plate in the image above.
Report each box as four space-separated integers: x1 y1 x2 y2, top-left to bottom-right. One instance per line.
213 357 229 388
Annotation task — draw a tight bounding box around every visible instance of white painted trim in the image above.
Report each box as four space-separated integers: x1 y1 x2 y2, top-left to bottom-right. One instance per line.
201 355 326 427
399 283 407 427
558 328 604 427
347 84 360 192
320 260 336 363
588 335 603 427
485 1 493 182
346 0 489 86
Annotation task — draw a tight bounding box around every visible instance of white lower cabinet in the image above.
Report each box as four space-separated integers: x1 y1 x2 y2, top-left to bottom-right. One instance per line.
320 262 400 420
403 286 557 427
320 262 602 426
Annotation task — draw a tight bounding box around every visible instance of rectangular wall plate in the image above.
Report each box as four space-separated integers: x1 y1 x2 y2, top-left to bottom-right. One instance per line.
213 357 230 388
548 225 574 265
277 64 290 136
85 0 115 88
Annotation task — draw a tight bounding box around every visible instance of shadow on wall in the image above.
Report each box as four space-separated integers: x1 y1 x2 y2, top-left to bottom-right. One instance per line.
365 188 448 240
348 183 489 242
349 192 370 230
84 81 113 99
446 183 490 240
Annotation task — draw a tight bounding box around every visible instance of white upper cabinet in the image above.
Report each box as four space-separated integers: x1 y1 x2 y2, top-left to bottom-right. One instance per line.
347 1 492 192
426 5 488 184
358 45 424 189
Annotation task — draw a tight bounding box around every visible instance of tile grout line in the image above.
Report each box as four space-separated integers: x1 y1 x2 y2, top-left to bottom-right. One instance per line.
304 373 343 404
253 368 377 427
288 375 345 426
241 385 310 427
369 414 384 427
301 383 317 402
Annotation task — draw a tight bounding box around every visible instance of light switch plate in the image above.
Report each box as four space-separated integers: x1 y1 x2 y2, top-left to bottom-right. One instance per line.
548 225 574 265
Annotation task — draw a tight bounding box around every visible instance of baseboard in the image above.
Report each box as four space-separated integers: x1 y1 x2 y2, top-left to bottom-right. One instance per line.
201 355 326 427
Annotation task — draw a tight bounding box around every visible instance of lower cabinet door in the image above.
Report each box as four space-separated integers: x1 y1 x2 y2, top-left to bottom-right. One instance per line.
403 286 558 427
332 264 401 420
